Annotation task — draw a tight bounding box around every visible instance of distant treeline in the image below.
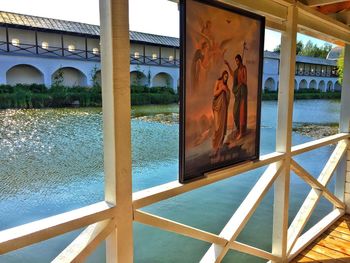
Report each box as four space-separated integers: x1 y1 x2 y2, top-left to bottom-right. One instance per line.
262 88 341 100
0 84 178 109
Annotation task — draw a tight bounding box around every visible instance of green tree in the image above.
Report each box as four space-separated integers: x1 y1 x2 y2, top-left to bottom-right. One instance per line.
298 41 332 58
90 65 101 89
134 64 145 87
52 67 64 87
272 40 331 58
273 40 303 54
337 50 344 84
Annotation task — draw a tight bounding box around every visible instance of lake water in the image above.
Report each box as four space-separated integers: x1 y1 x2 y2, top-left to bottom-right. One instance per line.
0 100 341 262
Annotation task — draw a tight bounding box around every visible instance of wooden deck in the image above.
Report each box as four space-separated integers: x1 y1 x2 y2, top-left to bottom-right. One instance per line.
292 215 350 262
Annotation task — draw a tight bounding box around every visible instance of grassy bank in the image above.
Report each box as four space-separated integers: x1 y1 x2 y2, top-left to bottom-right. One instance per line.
262 88 341 100
0 84 178 109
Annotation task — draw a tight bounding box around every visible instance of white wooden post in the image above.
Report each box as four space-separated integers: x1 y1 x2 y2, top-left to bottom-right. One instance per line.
272 4 297 262
340 44 350 213
100 0 133 262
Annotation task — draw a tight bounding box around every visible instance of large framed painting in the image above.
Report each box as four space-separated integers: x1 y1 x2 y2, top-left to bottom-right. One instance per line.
179 0 265 183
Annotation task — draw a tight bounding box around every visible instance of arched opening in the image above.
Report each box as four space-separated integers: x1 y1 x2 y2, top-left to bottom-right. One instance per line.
309 79 317 90
327 81 333 91
152 72 173 88
318 80 325 92
51 67 87 87
334 81 342 91
130 71 148 87
6 64 44 85
299 79 307 90
264 78 275 91
294 79 298 90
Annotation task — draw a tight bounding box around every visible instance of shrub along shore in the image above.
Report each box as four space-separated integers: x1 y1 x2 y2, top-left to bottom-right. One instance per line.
262 88 341 100
0 84 178 109
0 84 340 109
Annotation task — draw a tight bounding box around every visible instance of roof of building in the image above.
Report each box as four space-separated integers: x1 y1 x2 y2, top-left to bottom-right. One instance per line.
264 50 337 66
0 10 179 47
0 11 339 65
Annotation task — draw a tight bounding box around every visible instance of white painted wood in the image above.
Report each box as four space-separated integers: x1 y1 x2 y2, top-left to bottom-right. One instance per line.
266 20 286 32
288 208 345 261
133 152 285 209
134 210 227 246
287 141 347 255
291 159 345 209
100 0 133 262
200 164 283 262
291 134 349 156
0 202 114 255
335 154 346 203
230 241 280 262
52 220 115 263
272 4 298 263
221 0 287 21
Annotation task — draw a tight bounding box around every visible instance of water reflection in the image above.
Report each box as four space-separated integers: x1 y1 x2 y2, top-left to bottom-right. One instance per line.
0 100 341 262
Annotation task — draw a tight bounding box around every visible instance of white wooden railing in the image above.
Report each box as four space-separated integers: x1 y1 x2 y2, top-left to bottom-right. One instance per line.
1 0 350 262
0 134 348 262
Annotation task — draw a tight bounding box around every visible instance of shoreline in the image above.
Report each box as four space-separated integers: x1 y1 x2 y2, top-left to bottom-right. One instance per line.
292 122 339 139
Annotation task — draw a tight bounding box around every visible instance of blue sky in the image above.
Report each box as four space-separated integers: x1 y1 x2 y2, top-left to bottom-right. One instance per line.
0 0 334 50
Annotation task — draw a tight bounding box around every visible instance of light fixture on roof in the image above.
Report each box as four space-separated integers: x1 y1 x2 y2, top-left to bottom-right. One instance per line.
92 47 99 55
12 38 20 47
152 53 157 60
42 42 49 49
134 52 140 59
68 44 75 52
169 55 174 61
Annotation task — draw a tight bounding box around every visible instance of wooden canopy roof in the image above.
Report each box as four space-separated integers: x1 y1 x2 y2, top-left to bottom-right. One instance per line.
302 0 350 25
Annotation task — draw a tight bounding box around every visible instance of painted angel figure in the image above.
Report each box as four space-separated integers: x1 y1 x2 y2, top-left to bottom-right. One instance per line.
189 18 234 93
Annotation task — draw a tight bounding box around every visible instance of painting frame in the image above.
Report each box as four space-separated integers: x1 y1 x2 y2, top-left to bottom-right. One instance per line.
179 0 265 183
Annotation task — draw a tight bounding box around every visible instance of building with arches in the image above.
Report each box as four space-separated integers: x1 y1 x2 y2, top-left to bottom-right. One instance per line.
0 10 341 92
262 50 340 92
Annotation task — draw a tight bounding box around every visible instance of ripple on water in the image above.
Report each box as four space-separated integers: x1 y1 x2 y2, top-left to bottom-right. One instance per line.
0 108 104 204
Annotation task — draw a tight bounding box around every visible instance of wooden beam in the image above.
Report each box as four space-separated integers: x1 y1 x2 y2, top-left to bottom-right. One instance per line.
134 210 227 246
0 202 115 255
297 1 350 44
52 220 115 263
266 20 287 32
290 159 345 209
291 133 349 156
287 141 347 256
305 0 350 7
335 10 350 25
272 4 298 262
100 0 133 262
288 208 344 261
340 45 350 133
340 45 350 213
317 1 350 13
230 241 280 262
200 163 283 262
133 152 285 209
221 0 288 21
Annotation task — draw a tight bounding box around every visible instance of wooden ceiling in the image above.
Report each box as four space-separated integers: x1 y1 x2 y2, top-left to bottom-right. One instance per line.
301 0 350 25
